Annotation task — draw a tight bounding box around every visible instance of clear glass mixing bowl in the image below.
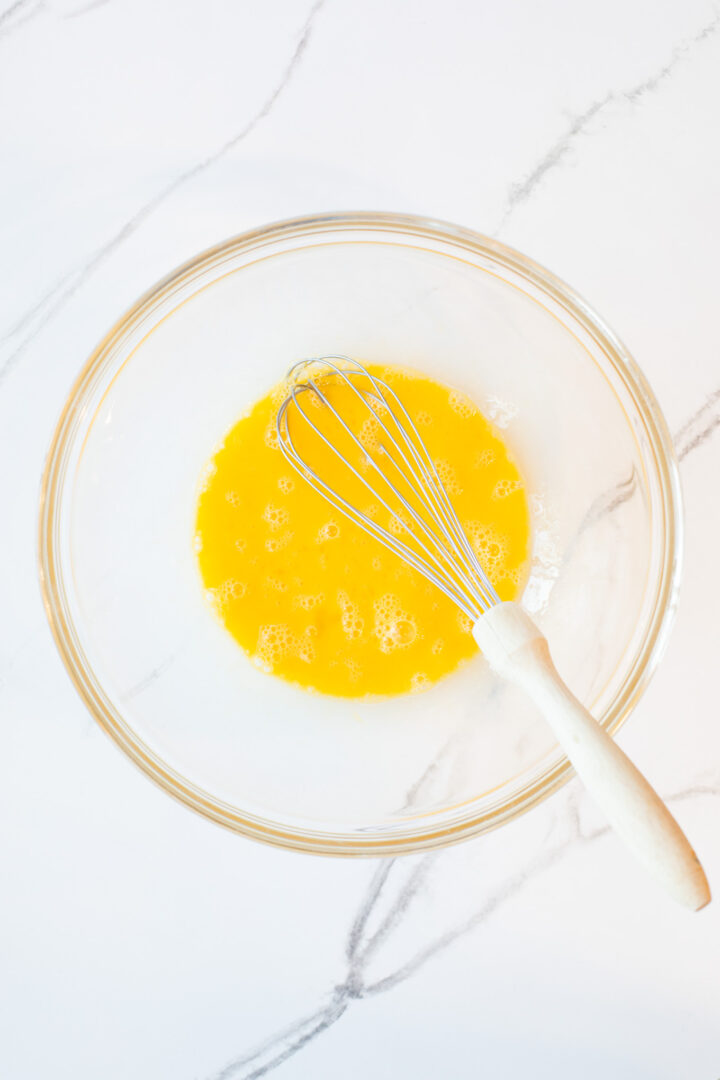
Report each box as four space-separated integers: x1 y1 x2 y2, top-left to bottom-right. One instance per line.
39 213 682 854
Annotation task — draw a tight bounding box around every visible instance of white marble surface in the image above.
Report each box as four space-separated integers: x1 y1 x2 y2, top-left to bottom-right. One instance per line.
2 1 720 1076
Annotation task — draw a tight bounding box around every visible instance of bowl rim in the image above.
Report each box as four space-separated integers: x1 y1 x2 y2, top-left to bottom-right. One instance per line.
38 210 683 855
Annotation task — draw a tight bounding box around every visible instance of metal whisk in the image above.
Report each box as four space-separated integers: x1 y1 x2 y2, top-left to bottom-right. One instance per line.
277 355 499 623
277 356 709 911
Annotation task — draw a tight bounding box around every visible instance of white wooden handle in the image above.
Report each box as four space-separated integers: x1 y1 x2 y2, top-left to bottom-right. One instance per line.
473 602 711 911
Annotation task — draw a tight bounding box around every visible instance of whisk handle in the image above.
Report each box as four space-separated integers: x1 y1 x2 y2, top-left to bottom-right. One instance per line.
473 602 710 911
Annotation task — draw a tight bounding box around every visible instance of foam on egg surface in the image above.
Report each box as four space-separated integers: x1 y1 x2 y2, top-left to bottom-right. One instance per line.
195 364 531 698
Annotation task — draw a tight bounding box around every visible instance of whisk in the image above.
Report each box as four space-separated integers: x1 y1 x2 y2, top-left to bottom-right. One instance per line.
277 355 710 910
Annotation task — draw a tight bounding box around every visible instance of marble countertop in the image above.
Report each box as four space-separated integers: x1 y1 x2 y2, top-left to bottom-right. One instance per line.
2 1 720 1076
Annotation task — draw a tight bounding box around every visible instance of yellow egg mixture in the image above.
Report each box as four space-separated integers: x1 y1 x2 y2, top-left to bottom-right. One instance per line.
195 365 531 697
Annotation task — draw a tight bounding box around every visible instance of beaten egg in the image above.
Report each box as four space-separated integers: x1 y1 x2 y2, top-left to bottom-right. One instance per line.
195 364 530 697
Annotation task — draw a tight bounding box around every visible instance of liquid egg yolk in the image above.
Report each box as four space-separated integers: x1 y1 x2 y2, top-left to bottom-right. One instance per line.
195 365 531 697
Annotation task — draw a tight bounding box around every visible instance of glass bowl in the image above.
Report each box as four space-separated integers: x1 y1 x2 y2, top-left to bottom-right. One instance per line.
39 212 682 854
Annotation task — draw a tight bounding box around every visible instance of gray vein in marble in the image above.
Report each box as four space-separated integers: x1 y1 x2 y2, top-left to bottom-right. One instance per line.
398 726 464 812
497 8 720 232
553 381 720 581
354 855 432 966
0 0 31 24
0 271 74 344
0 0 326 384
362 844 568 998
64 0 111 17
577 467 638 536
400 758 441 810
542 379 720 594
213 993 349 1080
123 653 177 700
674 386 720 460
212 781 718 1079
345 860 394 962
0 0 42 38
498 96 610 231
